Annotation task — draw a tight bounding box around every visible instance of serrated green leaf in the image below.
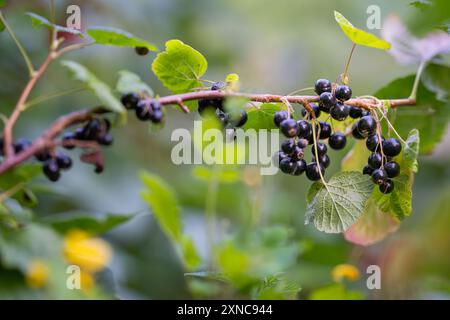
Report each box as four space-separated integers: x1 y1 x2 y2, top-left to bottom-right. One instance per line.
403 128 420 172
305 172 374 233
374 65 450 154
139 171 200 270
61 60 126 114
334 11 391 50
25 12 83 36
151 39 207 94
116 70 153 96
86 26 157 51
243 103 282 130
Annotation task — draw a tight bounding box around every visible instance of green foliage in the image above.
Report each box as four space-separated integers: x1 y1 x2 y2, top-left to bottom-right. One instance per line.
116 70 154 97
152 39 207 94
192 166 241 183
140 171 200 270
0 164 42 208
243 103 282 130
0 1 7 32
310 283 363 300
334 11 391 50
86 27 157 51
25 12 83 36
61 60 126 114
305 172 374 233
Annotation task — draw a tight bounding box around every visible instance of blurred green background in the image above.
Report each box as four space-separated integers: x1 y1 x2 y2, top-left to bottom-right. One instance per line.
0 0 449 299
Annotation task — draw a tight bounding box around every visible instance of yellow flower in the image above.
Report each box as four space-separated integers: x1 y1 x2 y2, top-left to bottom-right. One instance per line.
26 259 50 289
79 270 95 292
63 229 112 273
332 264 360 282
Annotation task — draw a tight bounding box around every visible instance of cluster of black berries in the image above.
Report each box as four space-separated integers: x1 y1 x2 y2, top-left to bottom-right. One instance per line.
121 93 164 124
197 82 248 128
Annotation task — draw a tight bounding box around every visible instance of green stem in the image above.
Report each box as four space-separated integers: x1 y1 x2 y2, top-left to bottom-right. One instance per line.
311 118 329 190
24 86 87 110
409 61 427 100
342 44 356 85
0 11 35 76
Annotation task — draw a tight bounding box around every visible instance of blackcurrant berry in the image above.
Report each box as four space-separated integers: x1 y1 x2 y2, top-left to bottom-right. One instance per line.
83 119 102 140
281 139 296 154
279 157 295 174
43 159 60 182
95 164 104 174
135 101 150 121
368 153 385 169
384 161 400 178
135 46 149 56
366 134 384 152
150 100 162 111
328 132 347 150
280 119 298 137
349 106 363 119
351 123 365 140
273 151 287 166
274 110 289 127
306 162 324 181
318 121 332 139
121 93 140 110
314 79 332 95
56 152 72 170
216 110 230 126
362 111 371 117
313 154 330 168
330 102 349 121
198 99 217 116
363 165 374 176
74 128 85 140
98 133 113 146
290 147 304 161
382 138 402 157
371 168 387 185
312 142 327 156
357 115 376 137
319 92 335 112
151 110 164 123
311 103 321 118
297 138 309 148
211 82 226 91
379 179 394 194
13 138 31 154
335 85 352 101
229 110 248 127
297 120 312 138
35 149 51 162
292 159 306 176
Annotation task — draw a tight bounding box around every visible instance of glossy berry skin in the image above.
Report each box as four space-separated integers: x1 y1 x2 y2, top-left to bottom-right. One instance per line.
385 161 400 178
281 139 296 154
379 179 394 194
135 46 149 56
43 159 60 182
151 110 164 123
312 142 327 156
314 79 332 95
56 153 73 170
121 93 140 110
198 99 217 116
98 133 113 146
135 101 150 121
302 104 321 119
318 121 332 139
368 153 385 169
216 110 230 126
297 138 309 149
297 120 312 138
335 85 352 101
306 162 324 181
314 154 330 168
330 102 349 121
319 92 335 112
366 134 384 152
280 119 298 137
274 110 289 127
83 119 102 140
13 138 31 154
235 110 248 127
382 138 402 157
279 157 295 174
273 151 287 166
371 168 387 185
357 115 376 137
351 124 365 140
349 106 363 119
328 132 347 150
290 147 304 161
363 165 374 176
292 160 306 176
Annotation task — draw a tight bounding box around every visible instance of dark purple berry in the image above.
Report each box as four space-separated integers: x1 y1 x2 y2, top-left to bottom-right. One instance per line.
335 85 352 101
357 115 376 137
313 154 330 168
290 147 304 161
56 152 72 170
151 110 164 123
35 149 51 162
330 102 349 121
351 123 365 140
121 93 140 110
368 153 385 169
366 134 384 152
314 79 332 95
382 138 402 157
135 101 150 120
43 159 60 182
349 106 363 119
318 121 332 139
328 132 347 150
371 169 387 185
274 110 289 127
297 120 312 138
281 139 296 154
279 157 295 174
292 160 306 176
135 46 149 56
312 142 327 156
363 165 374 175
211 82 226 91
297 138 309 149
319 92 335 112
379 179 394 194
98 133 113 146
385 161 400 178
280 119 298 137
306 162 324 181
13 138 31 154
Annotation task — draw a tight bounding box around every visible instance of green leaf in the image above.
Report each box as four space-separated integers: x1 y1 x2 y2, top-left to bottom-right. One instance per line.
139 171 200 270
305 172 374 233
61 60 126 114
226 73 239 82
0 2 6 32
0 164 42 208
151 39 207 94
25 12 83 36
374 65 450 154
192 166 241 183
86 26 157 51
42 212 134 235
341 140 371 172
243 103 282 130
421 63 450 101
116 70 153 97
309 283 364 300
334 11 391 50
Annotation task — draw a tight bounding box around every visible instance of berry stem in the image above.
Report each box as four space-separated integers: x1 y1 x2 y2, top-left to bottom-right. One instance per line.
409 60 427 100
342 44 356 85
309 106 329 189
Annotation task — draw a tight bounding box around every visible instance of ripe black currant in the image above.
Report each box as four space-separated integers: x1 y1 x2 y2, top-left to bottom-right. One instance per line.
121 93 140 110
135 46 149 56
319 92 335 112
56 152 73 170
363 165 374 175
371 168 387 185
290 147 304 161
135 101 150 121
318 121 332 139
62 132 76 150
306 162 324 181
349 106 363 119
279 157 295 174
335 85 352 101
74 128 85 140
314 79 332 95
98 133 113 146
229 110 248 128
35 149 51 162
292 160 307 176
83 119 102 140
43 158 60 182
368 152 385 169
379 179 394 194
297 138 309 149
216 110 230 126
274 110 289 127
357 115 376 137
297 120 312 138
366 134 384 152
198 99 217 116
13 138 31 154
351 123 365 140
273 151 287 166
280 119 298 137
328 132 347 150
382 138 402 157
302 104 321 119
384 161 400 178
281 139 296 154
150 110 164 123
313 154 330 168
312 142 327 156
330 102 349 121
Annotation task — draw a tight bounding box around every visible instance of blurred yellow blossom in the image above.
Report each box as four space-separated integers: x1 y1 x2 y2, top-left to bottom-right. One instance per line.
63 229 112 273
80 270 95 291
26 259 50 289
332 264 360 282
